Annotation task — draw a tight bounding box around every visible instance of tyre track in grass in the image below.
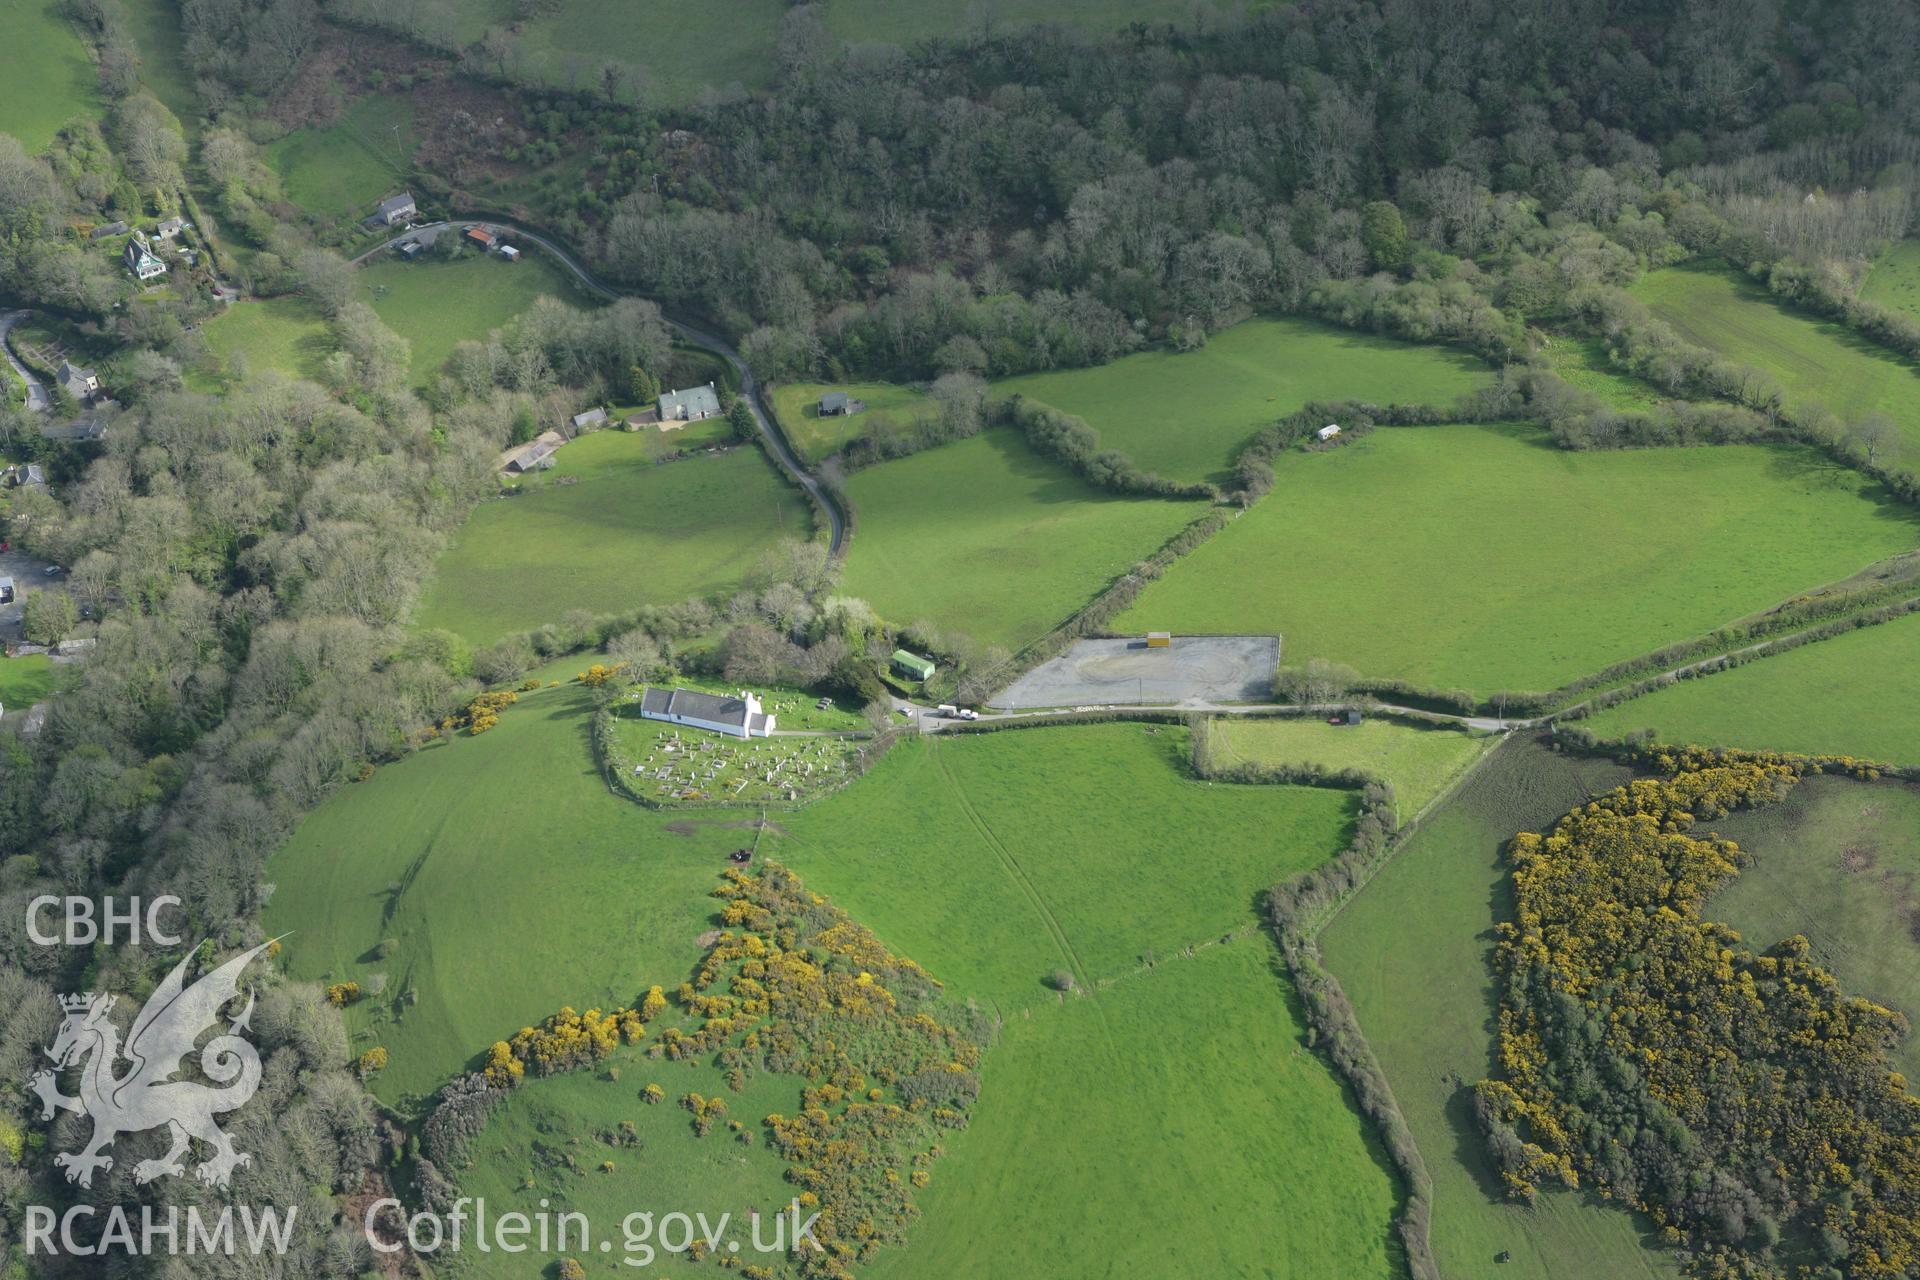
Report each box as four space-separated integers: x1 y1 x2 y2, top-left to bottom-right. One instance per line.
927 737 1095 1001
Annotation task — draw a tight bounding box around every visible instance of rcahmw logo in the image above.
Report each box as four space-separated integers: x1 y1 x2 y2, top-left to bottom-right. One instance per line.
22 938 299 1258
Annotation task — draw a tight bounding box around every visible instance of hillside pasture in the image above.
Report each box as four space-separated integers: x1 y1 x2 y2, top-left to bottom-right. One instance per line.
262 675 751 1108
1580 609 1920 765
358 248 587 385
114 0 195 118
997 314 1488 483
0 0 101 155
268 686 1404 1275
1634 262 1920 456
413 438 811 645
838 430 1206 652
1320 737 1681 1280
1115 423 1920 696
265 94 417 220
1209 715 1498 819
768 724 1401 1279
362 0 1205 105
770 380 936 464
1704 776 1920 1079
1863 240 1920 324
194 297 333 386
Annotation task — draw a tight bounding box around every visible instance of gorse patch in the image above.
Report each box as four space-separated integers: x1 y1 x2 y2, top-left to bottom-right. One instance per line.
1478 747 1919 1278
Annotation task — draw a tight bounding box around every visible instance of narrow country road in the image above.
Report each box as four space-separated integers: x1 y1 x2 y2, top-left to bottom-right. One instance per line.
352 220 848 555
0 310 50 415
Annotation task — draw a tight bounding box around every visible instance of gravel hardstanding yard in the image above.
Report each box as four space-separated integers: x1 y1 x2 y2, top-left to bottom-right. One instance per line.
989 635 1280 709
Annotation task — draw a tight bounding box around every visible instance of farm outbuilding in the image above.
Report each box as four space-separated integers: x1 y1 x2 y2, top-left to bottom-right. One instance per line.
571 407 608 431
891 649 936 682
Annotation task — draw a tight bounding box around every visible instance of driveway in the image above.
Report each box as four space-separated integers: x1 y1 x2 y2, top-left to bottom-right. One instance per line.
0 545 59 645
0 311 50 415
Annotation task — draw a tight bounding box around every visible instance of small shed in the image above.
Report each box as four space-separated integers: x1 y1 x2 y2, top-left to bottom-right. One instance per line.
1339 709 1362 725
891 649 936 682
571 407 608 431
1317 424 1342 441
89 221 130 240
465 226 498 249
1146 631 1172 648
396 240 424 259
819 391 850 416
497 244 521 261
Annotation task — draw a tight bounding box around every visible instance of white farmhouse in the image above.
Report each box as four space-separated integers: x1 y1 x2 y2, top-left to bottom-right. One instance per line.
638 687 776 739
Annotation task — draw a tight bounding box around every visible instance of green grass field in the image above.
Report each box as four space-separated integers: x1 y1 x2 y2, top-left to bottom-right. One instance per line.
451 1049 803 1278
194 297 333 385
1543 335 1664 411
0 0 102 154
766 724 1398 1280
0 654 55 711
839 430 1205 651
266 94 416 219
270 679 1403 1275
380 0 1207 105
412 439 812 645
1116 423 1920 695
114 0 195 119
1581 610 1920 764
864 940 1401 1280
769 381 935 464
263 675 756 1108
358 249 587 385
1705 776 1920 1079
1321 736 1681 1280
1210 716 1499 819
1863 240 1920 324
998 315 1488 483
1635 262 1920 457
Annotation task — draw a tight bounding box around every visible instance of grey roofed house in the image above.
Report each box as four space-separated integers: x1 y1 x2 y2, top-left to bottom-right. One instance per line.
819 391 849 415
23 464 47 487
374 192 418 226
56 362 98 395
658 383 722 422
154 216 187 239
89 221 130 240
571 407 608 430
42 415 108 443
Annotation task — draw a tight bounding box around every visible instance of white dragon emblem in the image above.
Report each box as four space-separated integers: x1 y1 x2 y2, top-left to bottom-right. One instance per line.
29 940 273 1190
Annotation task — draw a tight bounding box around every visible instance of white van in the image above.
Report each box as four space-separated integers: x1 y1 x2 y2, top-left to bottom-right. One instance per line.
935 704 959 717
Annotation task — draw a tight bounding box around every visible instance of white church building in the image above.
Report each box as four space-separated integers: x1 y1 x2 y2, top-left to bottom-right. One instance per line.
638 687 776 739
